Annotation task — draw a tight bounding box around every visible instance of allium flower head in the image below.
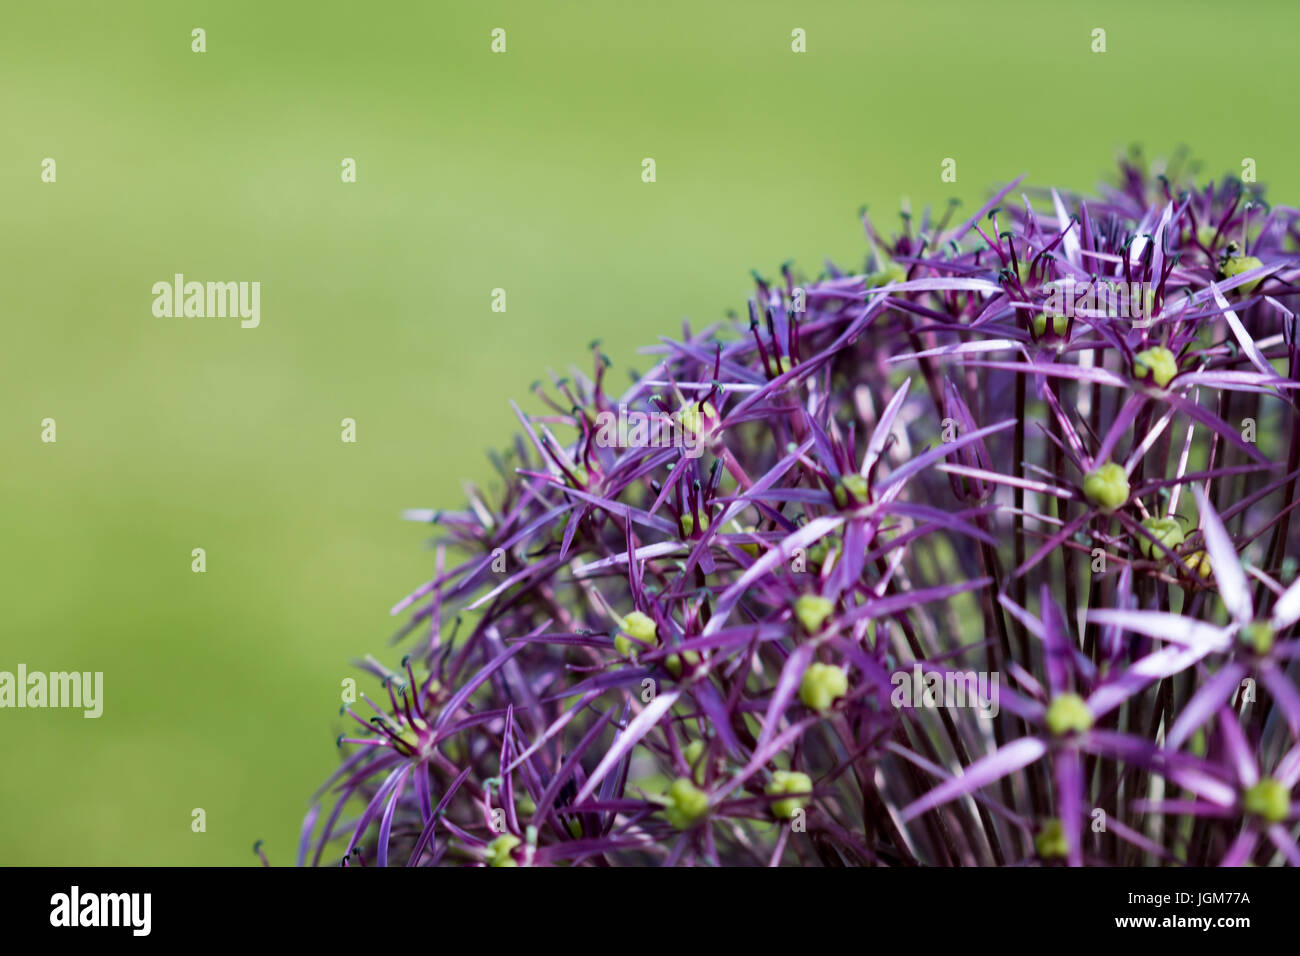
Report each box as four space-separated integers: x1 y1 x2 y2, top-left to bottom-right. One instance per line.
304 153 1300 867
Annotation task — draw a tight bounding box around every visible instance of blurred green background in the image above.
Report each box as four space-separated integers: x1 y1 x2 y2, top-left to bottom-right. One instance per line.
2 0 1297 864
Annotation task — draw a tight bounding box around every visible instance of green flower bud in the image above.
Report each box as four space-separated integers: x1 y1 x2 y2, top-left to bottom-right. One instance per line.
1242 777 1290 823
833 473 869 508
1032 312 1068 339
1017 257 1036 287
1220 255 1265 296
1133 346 1179 388
1197 225 1220 250
1045 693 1094 736
1184 549 1213 580
867 259 908 288
1083 462 1130 514
794 594 834 634
799 662 849 712
484 833 521 867
616 611 657 657
1138 515 1185 560
1034 818 1069 859
663 777 710 828
737 527 763 558
680 512 710 536
766 770 814 820
807 534 840 567
665 649 701 677
678 401 717 436
683 739 705 772
1240 621 1275 656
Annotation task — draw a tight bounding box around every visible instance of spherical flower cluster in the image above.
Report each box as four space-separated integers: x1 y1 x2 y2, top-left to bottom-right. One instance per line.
304 154 1300 866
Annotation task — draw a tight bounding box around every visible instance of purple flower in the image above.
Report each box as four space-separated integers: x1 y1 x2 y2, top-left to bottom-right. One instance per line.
1134 708 1300 866
303 153 1300 866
